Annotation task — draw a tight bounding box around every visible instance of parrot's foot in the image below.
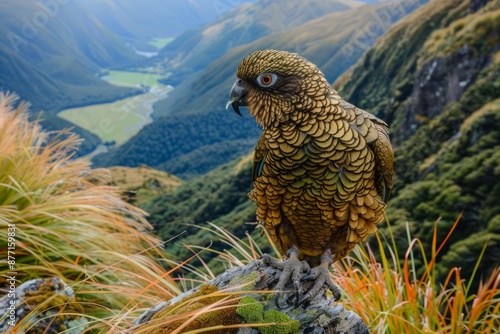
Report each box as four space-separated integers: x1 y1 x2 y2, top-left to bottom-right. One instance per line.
297 259 341 305
261 247 309 308
261 249 341 308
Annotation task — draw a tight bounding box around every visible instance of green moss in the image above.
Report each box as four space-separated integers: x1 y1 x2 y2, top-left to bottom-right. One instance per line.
261 310 300 334
236 297 299 334
297 307 321 323
236 296 264 323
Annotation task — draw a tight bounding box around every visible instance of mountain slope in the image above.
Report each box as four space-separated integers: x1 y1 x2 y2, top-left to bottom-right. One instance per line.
107 165 182 205
333 0 500 280
0 1 143 154
0 1 141 114
334 0 472 144
94 0 427 178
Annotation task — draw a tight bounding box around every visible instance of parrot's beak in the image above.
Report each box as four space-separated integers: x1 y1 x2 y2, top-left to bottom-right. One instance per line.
226 78 247 116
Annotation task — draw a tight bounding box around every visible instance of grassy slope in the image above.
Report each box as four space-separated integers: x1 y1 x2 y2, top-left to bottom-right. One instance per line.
107 165 182 205
95 0 427 178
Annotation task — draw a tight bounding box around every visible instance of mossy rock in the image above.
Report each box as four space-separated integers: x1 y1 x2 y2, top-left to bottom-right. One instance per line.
132 261 369 333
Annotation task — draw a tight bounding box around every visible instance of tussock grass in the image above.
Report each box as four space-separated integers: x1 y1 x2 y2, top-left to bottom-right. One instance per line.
335 215 500 333
0 92 180 332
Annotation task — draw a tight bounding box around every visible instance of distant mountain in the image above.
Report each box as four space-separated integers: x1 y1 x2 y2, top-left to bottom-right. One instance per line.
141 0 500 283
0 1 143 154
0 1 142 112
94 0 427 178
75 0 259 50
156 0 364 84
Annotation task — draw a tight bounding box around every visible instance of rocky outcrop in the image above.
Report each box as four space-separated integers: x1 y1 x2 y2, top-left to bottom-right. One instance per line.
0 277 88 334
131 260 369 333
400 44 490 140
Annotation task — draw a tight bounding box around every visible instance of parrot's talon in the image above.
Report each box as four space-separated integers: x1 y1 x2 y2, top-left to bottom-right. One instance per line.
298 260 342 303
296 293 310 307
260 253 283 269
260 253 270 262
262 248 308 308
283 290 300 306
300 272 315 282
330 286 342 302
274 292 289 309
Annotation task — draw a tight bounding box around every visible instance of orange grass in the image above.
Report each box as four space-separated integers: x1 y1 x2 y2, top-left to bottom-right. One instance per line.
0 92 181 332
333 215 500 333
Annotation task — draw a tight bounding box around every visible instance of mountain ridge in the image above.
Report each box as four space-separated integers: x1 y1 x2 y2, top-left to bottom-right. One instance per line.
155 0 364 85
75 0 259 50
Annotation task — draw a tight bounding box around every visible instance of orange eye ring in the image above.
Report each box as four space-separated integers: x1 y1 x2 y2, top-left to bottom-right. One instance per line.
261 75 272 85
256 73 278 88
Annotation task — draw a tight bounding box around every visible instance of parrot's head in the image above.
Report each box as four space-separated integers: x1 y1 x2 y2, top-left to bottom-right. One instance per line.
226 49 330 129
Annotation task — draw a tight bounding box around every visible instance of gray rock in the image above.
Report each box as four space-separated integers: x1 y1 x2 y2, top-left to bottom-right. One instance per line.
0 277 88 334
132 259 369 333
401 44 490 142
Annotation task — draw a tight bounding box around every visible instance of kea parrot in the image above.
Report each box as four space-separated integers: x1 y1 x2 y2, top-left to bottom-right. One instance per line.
226 49 394 306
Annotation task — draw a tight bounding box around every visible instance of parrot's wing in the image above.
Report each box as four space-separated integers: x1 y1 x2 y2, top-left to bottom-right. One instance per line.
252 134 268 183
346 102 394 203
361 110 394 203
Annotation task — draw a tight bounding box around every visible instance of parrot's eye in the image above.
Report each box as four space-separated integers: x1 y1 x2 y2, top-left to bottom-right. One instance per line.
256 73 279 88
